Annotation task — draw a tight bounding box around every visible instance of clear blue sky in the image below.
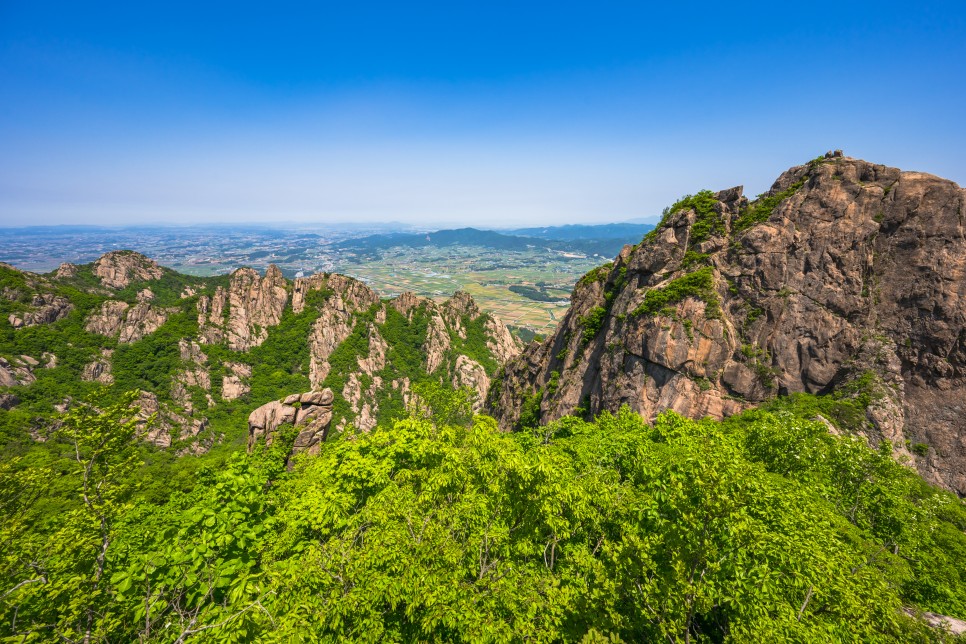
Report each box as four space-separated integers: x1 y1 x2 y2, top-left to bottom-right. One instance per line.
1 1 964 227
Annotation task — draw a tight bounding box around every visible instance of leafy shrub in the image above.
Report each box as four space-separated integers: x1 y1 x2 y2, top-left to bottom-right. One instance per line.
632 267 720 319
579 306 607 345
733 175 808 233
3 393 965 641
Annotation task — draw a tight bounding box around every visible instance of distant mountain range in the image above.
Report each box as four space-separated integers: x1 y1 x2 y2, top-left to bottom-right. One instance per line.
331 223 655 258
501 222 654 241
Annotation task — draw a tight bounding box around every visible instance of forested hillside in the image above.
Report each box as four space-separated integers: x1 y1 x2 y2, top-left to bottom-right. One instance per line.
2 388 965 641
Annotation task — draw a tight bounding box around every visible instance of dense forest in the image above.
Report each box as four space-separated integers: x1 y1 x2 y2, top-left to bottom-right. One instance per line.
3 384 966 641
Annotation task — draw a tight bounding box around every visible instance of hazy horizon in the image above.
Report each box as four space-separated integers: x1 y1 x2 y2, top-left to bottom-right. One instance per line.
2 2 964 227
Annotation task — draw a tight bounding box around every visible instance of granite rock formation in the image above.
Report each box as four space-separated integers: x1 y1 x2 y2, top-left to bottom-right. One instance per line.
84 295 171 343
93 251 164 289
7 293 73 328
2 251 519 455
247 388 335 459
81 349 115 384
488 155 966 495
197 265 288 351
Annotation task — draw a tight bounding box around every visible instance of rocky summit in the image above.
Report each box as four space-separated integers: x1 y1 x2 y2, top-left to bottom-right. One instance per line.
488 154 966 495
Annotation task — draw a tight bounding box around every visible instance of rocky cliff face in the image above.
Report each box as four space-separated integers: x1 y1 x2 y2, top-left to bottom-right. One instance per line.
198 265 288 351
84 291 173 343
488 155 966 495
93 251 164 289
7 294 73 328
293 273 382 387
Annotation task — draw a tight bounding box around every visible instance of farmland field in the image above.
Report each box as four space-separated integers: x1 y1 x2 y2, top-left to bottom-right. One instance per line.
333 245 608 333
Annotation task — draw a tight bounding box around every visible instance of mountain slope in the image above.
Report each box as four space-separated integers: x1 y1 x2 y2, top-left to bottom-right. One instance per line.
0 251 520 452
504 222 654 241
331 226 645 258
488 154 966 495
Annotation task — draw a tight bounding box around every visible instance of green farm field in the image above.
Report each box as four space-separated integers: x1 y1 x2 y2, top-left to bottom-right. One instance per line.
333 245 605 332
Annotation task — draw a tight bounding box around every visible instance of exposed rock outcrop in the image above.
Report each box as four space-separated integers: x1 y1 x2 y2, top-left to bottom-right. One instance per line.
0 356 36 387
294 273 381 387
489 156 966 495
424 311 451 374
453 355 490 410
7 293 73 328
85 300 129 336
914 611 966 636
55 262 78 279
85 299 170 343
134 390 211 450
0 393 19 410
81 349 114 384
93 251 163 289
2 251 521 457
118 300 170 343
247 388 334 459
171 339 213 412
485 316 521 365
198 265 288 351
442 290 480 339
221 362 252 401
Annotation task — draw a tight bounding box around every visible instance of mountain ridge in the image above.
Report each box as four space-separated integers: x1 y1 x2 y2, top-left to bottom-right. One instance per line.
0 250 521 453
488 154 966 495
331 224 653 259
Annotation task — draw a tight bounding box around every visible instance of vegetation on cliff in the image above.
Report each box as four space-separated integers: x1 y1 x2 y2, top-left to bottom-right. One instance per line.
2 386 965 641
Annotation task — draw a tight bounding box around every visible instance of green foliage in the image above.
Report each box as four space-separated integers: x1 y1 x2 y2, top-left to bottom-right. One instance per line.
508 284 562 302
680 250 711 269
763 370 880 433
110 269 217 308
677 190 723 245
408 381 476 428
576 262 613 288
111 309 200 399
518 388 543 430
3 392 966 641
632 267 720 319
579 305 607 346
545 370 561 397
449 311 500 375
733 175 808 233
508 325 539 344
1 391 143 641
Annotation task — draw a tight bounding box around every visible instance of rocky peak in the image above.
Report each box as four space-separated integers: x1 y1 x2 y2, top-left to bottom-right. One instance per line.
92 251 163 289
85 298 171 344
488 155 966 495
198 264 289 351
54 262 78 279
391 291 422 318
442 290 481 328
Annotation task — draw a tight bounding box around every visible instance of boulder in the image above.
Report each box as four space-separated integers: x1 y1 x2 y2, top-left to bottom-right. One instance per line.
247 388 335 461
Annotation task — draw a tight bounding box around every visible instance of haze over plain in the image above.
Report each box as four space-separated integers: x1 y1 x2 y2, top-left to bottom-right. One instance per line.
0 1 964 227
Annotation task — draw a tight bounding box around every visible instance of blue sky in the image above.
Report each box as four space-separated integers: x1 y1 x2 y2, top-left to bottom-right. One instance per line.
1 1 964 227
